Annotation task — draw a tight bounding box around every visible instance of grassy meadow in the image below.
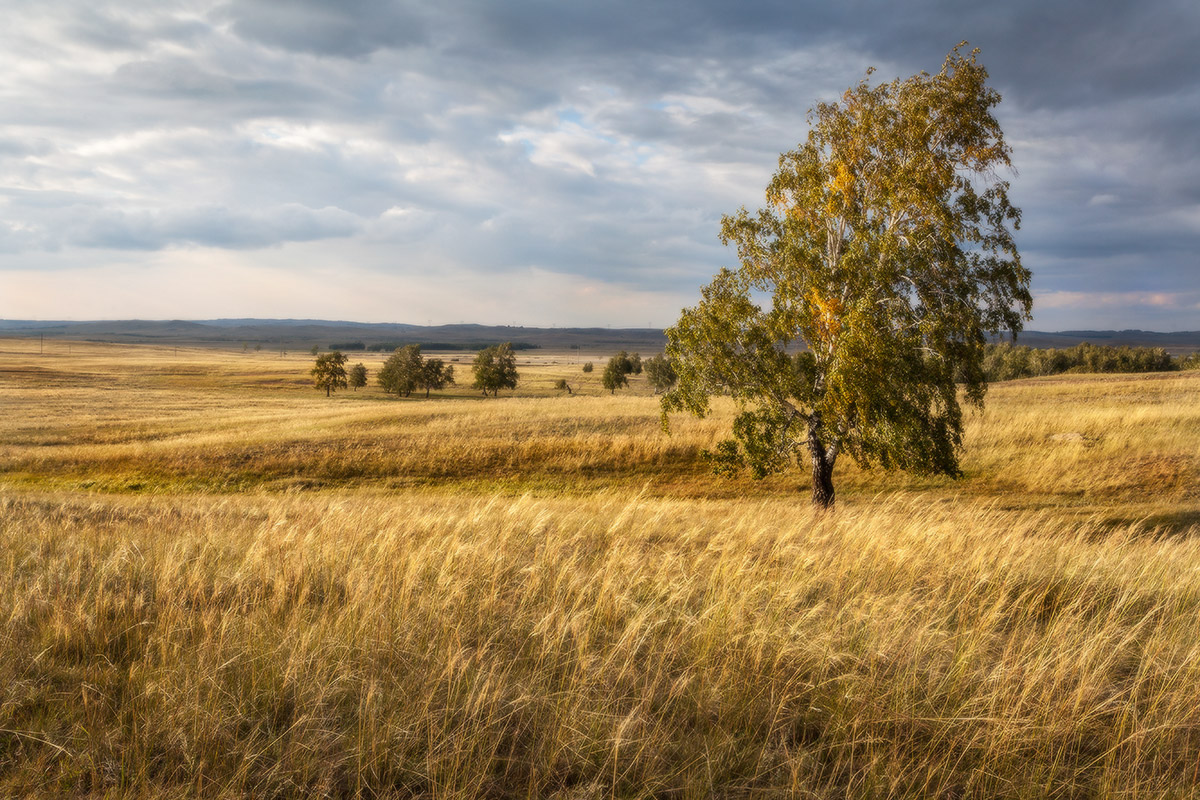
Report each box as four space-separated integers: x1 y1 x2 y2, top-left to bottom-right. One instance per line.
2 338 1199 797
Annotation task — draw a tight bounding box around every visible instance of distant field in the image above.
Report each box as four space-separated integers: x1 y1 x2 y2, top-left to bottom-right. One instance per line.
2 339 1199 797
1 338 1196 519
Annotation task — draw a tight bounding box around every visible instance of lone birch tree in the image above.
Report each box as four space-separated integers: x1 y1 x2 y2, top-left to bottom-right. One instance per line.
662 46 1031 507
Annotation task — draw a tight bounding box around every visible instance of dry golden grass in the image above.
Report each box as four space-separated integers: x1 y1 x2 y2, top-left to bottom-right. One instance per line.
2 338 1199 797
2 338 1198 515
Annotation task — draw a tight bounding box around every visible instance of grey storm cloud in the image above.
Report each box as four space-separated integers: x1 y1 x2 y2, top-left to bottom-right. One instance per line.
1 0 1197 328
221 0 428 58
112 59 325 109
71 204 361 251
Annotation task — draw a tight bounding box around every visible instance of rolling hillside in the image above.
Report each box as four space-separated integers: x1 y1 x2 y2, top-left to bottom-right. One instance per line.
4 318 1200 353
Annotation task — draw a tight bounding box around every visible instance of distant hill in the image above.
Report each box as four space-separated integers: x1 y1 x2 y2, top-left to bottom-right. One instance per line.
997 330 1200 353
2 319 1198 354
0 319 670 352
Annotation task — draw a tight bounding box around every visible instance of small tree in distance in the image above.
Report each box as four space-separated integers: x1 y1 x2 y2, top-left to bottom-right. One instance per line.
602 351 637 394
472 343 519 397
349 363 368 391
582 362 593 373
662 46 1031 508
377 345 454 398
311 351 348 397
601 361 627 394
644 354 676 394
378 344 424 396
420 357 455 398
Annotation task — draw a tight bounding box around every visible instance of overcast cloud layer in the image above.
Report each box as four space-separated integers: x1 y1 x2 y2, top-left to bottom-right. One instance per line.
2 0 1197 329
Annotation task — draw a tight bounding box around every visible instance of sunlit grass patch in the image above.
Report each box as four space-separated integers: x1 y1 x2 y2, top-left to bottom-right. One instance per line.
3 491 1200 796
3 340 1198 513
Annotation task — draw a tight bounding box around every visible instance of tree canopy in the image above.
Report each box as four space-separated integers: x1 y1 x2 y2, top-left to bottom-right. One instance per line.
662 46 1031 507
311 351 348 397
378 344 424 397
349 362 368 391
420 356 455 398
472 343 519 397
378 344 455 398
601 351 639 394
643 355 677 394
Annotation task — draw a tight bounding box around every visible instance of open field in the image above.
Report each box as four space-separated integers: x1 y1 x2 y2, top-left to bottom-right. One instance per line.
2 339 1200 797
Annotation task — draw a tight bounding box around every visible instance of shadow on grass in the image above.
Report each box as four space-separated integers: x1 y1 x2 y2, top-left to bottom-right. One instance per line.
1096 508 1200 539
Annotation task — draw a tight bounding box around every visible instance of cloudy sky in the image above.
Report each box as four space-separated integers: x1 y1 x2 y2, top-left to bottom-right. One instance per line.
1 0 1197 330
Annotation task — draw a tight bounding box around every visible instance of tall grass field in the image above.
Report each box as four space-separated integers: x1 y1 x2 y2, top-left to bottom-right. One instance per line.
2 338 1199 797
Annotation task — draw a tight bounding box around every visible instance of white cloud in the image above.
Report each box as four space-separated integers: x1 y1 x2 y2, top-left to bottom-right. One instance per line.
499 123 601 177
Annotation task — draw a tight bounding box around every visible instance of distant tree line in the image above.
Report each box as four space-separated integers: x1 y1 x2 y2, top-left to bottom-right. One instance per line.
312 342 524 399
983 342 1198 381
313 342 1195 402
329 341 541 352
